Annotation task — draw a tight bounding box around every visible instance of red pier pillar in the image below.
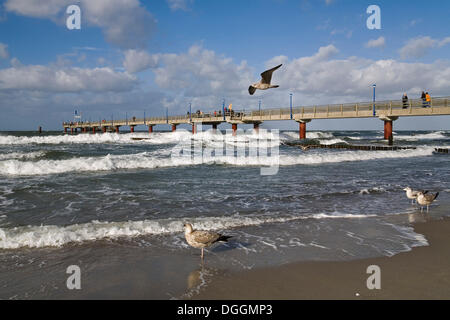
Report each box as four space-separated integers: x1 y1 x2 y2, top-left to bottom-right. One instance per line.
92 127 96 134
130 126 135 133
253 123 260 133
115 126 120 133
192 123 197 134
102 126 107 133
70 128 74 134
64 127 68 133
299 122 307 140
232 123 237 136
172 124 177 132
384 120 393 141
148 126 153 134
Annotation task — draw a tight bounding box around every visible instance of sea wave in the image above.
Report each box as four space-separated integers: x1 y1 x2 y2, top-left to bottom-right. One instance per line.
0 151 45 160
394 131 449 141
0 130 283 146
0 213 375 249
0 147 435 176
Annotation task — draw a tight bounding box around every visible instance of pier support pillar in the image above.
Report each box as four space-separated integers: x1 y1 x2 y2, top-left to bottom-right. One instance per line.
92 127 96 134
253 122 261 133
102 126 107 133
212 124 217 133
70 128 73 134
232 123 237 136
384 121 393 145
172 124 177 132
64 127 68 133
115 126 120 133
130 126 135 133
192 123 197 134
148 125 153 134
296 120 311 140
380 116 398 146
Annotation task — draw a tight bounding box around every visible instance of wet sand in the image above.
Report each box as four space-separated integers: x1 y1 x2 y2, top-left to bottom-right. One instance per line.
193 217 450 299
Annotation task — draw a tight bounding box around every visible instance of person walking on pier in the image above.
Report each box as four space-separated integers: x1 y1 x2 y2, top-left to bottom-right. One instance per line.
425 92 431 107
402 93 409 108
421 91 427 107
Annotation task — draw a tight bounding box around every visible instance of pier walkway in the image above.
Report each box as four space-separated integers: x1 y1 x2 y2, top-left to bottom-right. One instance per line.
63 96 450 142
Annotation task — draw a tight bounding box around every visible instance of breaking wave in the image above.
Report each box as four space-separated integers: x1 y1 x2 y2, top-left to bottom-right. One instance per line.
0 213 375 249
0 147 435 176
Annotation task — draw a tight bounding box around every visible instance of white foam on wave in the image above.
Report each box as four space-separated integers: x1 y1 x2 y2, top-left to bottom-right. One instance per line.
318 139 348 145
281 131 335 140
0 132 191 146
0 147 435 176
0 151 45 160
0 212 375 249
394 131 449 141
312 212 377 219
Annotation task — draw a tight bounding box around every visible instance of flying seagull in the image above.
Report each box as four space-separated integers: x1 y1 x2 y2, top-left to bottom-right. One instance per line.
183 223 232 259
248 64 282 95
416 191 439 212
403 187 422 204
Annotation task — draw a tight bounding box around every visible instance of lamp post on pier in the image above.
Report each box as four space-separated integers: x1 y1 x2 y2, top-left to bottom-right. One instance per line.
189 102 192 122
290 93 293 119
373 84 376 116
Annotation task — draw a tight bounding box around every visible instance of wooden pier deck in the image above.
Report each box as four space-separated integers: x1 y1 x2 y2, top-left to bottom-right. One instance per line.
63 96 450 141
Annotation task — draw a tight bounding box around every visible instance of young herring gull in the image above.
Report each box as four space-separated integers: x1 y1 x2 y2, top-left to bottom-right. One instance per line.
183 223 232 259
403 187 422 204
248 64 282 95
416 191 439 212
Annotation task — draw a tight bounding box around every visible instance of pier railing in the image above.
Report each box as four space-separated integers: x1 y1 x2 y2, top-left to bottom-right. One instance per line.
63 96 450 128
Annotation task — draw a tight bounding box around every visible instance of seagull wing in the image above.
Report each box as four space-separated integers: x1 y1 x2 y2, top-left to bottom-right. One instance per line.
260 64 282 84
191 230 221 245
248 85 256 95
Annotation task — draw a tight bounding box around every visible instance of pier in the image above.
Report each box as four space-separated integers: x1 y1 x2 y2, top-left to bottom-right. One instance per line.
63 96 450 143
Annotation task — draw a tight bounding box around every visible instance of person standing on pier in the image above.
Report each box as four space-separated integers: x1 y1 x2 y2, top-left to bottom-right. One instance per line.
425 92 431 107
402 93 409 108
421 91 427 107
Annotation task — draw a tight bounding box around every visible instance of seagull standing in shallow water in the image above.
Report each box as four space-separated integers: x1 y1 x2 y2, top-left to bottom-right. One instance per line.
416 191 439 212
183 223 232 260
403 187 422 204
248 64 282 95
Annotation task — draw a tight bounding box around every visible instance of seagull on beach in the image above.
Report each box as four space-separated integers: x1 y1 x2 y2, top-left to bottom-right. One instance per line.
403 187 422 204
248 64 282 95
416 191 439 212
183 223 232 259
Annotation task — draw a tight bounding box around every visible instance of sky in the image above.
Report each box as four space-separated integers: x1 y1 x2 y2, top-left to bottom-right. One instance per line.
0 0 449 131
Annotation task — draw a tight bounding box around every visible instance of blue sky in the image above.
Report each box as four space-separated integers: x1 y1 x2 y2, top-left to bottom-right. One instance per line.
0 0 449 130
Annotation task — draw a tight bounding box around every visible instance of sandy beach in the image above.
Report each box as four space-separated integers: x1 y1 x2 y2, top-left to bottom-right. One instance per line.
193 217 450 300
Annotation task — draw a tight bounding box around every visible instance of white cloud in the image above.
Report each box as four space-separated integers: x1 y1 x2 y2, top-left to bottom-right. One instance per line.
438 37 450 47
0 64 137 92
366 36 385 49
123 49 159 73
4 0 156 49
0 43 9 59
399 36 450 59
146 44 450 112
167 0 192 11
150 45 253 99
